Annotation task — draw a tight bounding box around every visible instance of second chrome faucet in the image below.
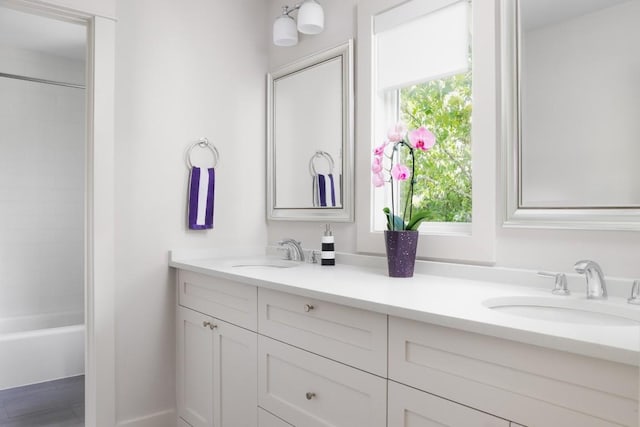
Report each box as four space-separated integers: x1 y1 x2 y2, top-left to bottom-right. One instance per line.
573 260 607 299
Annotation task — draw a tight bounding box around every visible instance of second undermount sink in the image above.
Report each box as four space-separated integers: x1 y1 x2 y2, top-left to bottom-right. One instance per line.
484 296 640 327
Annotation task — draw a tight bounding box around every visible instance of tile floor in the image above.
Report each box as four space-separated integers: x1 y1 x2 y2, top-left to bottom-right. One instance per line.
0 376 84 427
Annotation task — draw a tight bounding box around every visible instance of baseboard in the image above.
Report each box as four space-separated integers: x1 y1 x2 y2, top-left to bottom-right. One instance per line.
117 409 175 427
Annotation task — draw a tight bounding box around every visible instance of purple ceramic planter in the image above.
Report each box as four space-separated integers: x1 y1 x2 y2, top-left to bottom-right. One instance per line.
384 230 419 278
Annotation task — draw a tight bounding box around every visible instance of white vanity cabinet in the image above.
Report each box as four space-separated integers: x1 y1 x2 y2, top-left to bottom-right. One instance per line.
174 267 638 427
176 271 258 427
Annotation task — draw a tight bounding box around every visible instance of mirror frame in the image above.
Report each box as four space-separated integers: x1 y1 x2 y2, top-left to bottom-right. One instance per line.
267 40 354 222
501 0 640 231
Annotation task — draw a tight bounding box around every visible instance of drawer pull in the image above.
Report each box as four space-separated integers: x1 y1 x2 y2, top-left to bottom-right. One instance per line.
304 304 314 312
202 321 217 330
305 392 316 400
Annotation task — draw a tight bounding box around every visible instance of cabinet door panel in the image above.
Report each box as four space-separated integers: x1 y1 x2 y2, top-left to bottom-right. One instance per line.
258 336 386 427
177 306 214 427
388 381 509 427
213 319 258 427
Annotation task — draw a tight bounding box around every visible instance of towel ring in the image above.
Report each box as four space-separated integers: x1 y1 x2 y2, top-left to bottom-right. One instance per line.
186 137 219 169
309 151 334 176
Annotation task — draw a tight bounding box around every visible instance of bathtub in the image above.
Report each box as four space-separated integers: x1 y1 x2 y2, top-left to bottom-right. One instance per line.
0 311 84 390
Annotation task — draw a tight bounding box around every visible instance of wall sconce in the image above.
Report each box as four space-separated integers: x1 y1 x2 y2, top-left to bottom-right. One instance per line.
273 0 324 47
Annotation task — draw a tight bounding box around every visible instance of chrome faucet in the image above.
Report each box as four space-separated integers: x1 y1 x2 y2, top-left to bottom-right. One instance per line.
573 260 607 299
278 238 305 262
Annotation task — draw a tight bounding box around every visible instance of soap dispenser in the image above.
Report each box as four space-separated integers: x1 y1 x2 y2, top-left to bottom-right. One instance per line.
321 224 335 266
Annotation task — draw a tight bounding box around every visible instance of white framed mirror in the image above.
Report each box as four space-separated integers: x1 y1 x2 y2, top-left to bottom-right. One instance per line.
267 40 354 221
502 0 640 230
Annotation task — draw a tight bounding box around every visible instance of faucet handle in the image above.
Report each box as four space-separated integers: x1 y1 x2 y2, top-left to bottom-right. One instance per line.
628 280 640 305
276 246 292 260
537 271 570 295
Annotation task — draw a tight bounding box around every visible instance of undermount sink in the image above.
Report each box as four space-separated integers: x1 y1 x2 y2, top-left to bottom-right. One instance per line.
484 296 640 327
230 259 300 269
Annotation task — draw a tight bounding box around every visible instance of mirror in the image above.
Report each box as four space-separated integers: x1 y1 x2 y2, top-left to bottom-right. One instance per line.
502 0 640 230
267 40 354 221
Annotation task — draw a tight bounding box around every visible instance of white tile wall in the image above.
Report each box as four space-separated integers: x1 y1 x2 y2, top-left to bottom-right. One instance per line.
0 52 85 319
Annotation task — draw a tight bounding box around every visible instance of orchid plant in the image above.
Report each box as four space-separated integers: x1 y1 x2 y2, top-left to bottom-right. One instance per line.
372 122 436 231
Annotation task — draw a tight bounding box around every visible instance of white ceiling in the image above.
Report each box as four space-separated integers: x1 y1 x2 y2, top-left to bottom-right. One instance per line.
0 6 86 61
520 0 634 31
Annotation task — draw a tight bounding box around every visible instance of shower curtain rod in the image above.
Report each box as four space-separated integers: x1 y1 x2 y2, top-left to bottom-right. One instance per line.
0 71 85 89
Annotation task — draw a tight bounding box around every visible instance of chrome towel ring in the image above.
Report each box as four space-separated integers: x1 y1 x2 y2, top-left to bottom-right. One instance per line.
309 151 334 176
186 137 219 169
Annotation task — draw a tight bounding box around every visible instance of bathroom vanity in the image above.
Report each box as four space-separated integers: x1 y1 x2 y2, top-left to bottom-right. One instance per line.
170 252 639 427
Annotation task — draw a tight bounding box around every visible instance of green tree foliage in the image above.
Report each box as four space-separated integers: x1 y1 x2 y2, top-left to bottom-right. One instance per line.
399 70 472 222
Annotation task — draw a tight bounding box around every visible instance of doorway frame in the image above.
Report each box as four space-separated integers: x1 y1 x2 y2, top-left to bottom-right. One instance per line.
0 1 116 426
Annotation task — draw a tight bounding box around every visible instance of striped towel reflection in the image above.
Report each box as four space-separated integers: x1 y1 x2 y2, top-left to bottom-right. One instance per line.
313 173 336 207
188 167 215 229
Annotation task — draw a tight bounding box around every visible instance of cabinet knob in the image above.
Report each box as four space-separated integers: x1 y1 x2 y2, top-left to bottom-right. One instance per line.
305 392 316 400
202 321 217 330
304 304 314 312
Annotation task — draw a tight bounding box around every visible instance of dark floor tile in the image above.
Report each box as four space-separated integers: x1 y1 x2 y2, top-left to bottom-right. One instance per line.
0 408 81 427
71 404 84 420
54 376 84 388
0 382 57 405
1 377 84 419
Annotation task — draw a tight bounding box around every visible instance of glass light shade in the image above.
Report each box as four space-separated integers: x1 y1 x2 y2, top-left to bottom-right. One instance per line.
273 14 298 46
297 0 324 35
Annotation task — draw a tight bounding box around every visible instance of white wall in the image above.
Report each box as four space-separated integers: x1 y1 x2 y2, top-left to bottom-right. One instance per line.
114 0 268 425
266 0 640 280
0 47 85 319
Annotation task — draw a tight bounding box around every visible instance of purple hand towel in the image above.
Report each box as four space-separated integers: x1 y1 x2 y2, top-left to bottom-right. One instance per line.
188 167 215 229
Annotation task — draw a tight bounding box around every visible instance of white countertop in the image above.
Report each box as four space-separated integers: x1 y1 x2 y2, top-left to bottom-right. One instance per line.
169 249 640 366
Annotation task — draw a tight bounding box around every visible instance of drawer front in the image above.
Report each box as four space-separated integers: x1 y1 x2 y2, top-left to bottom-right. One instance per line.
178 269 257 331
388 380 509 427
258 288 387 376
389 316 637 427
259 408 293 427
258 336 387 427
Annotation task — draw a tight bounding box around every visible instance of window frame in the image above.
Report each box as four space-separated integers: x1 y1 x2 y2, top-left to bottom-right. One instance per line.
356 0 497 263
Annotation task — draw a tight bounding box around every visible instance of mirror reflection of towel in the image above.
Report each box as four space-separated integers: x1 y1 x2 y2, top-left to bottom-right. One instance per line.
188 167 215 229
313 173 337 207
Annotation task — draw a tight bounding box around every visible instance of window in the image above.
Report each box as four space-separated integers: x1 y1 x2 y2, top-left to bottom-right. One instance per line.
356 0 496 263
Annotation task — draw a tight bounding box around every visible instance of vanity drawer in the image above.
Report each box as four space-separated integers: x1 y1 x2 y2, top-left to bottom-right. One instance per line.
258 288 387 376
258 336 387 427
258 408 293 427
177 270 257 331
389 316 637 427
388 380 509 427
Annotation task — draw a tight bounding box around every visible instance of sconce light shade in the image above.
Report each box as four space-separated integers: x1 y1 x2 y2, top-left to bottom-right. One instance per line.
297 0 324 34
273 14 298 47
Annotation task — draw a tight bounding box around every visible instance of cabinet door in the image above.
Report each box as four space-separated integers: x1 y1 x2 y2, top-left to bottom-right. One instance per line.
177 306 215 427
388 381 509 427
213 319 257 427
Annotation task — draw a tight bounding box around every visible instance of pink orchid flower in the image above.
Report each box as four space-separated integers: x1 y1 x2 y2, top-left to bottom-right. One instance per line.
387 122 407 143
371 157 383 174
373 141 388 157
391 163 410 181
372 172 385 187
409 126 436 151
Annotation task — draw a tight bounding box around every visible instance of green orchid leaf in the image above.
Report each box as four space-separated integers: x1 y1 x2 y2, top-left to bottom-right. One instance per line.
406 210 430 230
383 207 406 230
